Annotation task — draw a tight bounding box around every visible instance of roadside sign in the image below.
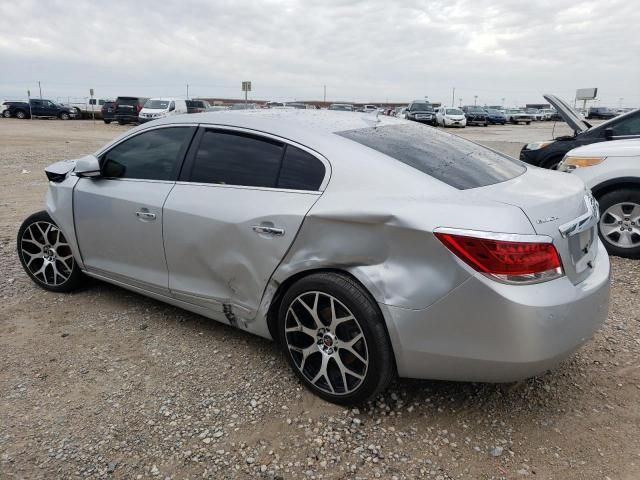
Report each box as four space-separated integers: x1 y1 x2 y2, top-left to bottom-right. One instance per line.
242 81 252 92
90 88 94 96
576 88 597 100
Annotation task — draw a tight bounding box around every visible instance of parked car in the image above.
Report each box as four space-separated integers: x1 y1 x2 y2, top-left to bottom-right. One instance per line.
461 106 488 126
17 111 609 404
504 109 532 125
540 108 556 121
328 103 354 111
69 98 113 119
186 99 211 114
520 94 640 169
265 102 285 108
3 99 77 120
114 96 149 125
525 109 544 121
285 102 307 109
558 139 640 258
2 100 27 118
101 101 116 124
405 100 437 126
362 105 377 113
229 103 258 110
139 98 188 123
484 108 506 125
587 107 618 120
435 107 466 127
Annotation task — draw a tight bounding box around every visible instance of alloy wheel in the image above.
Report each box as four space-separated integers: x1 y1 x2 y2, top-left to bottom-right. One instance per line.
284 291 369 396
599 202 640 249
20 221 74 285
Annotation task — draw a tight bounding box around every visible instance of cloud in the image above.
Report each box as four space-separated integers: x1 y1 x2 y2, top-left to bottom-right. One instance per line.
0 0 638 107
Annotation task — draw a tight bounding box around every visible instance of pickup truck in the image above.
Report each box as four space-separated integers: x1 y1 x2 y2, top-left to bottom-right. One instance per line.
504 109 532 125
68 98 113 119
4 99 77 120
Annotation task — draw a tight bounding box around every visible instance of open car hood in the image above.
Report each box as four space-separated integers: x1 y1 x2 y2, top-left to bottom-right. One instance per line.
544 93 591 134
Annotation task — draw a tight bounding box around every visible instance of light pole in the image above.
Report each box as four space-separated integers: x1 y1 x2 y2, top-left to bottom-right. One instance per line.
458 97 462 108
501 97 505 108
451 87 455 107
474 95 478 106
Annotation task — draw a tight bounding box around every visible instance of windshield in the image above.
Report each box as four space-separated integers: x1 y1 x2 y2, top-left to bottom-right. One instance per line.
411 103 433 111
446 108 463 115
337 123 525 190
144 100 170 109
486 109 502 115
466 107 484 112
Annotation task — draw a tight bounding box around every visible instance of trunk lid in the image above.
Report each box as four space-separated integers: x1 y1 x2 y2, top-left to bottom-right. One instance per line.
469 167 599 284
544 93 591 135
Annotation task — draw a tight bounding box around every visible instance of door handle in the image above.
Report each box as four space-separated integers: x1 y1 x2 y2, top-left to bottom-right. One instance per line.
252 225 285 236
136 210 156 221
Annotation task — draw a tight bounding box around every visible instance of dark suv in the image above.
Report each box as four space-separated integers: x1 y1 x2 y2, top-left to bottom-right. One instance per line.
587 107 617 120
114 96 149 125
461 106 488 126
405 101 436 126
186 99 210 114
520 94 640 169
102 101 116 124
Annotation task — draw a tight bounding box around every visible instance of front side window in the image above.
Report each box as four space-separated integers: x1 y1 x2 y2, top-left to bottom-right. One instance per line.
190 130 284 187
101 127 193 180
337 123 525 190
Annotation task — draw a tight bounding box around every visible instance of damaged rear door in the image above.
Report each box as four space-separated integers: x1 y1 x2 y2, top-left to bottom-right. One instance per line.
163 126 329 324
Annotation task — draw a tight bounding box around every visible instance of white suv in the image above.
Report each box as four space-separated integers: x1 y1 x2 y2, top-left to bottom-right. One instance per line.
559 139 640 258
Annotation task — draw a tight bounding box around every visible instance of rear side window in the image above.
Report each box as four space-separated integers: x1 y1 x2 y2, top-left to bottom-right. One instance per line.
190 130 284 187
101 127 194 181
278 146 325 190
337 123 525 189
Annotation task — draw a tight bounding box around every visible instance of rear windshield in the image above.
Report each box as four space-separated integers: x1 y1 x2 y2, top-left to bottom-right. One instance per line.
116 97 140 106
337 123 525 190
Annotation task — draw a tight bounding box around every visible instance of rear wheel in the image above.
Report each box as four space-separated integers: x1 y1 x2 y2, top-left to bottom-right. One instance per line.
597 189 640 259
103 119 111 124
117 120 126 125
278 272 395 405
2 110 11 118
15 110 27 119
17 211 85 292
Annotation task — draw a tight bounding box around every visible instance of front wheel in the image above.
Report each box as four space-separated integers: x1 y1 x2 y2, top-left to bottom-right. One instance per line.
17 211 85 292
59 112 70 120
597 189 640 259
103 119 111 124
278 272 395 405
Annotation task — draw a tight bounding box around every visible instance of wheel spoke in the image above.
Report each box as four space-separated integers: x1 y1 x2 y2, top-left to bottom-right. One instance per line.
286 308 317 338
298 293 321 329
311 354 334 393
341 343 367 364
601 223 621 238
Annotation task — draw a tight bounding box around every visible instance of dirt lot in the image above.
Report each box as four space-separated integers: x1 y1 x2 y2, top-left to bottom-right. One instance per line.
1 119 639 480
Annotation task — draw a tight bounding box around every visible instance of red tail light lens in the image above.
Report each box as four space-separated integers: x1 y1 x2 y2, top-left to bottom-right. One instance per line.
435 231 563 284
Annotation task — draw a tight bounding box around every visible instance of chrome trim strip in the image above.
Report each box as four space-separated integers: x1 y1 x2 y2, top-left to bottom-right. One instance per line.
433 227 553 244
558 195 599 238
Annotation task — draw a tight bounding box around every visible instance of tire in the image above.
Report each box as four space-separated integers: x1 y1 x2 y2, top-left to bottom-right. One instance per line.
17 211 85 292
2 110 11 118
59 112 70 120
103 120 111 124
117 120 126 125
596 189 640 259
483 122 488 127
526 121 531 125
15 110 27 119
73 108 82 119
278 272 395 405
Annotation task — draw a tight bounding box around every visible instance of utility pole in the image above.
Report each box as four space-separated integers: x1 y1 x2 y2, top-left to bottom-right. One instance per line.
451 87 455 107
38 81 42 99
186 84 189 100
474 95 478 106
323 85 326 104
458 97 462 108
501 97 505 108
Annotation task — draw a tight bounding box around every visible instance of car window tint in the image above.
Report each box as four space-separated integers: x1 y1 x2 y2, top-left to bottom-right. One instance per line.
611 112 640 136
337 123 525 190
190 130 284 187
278 145 325 190
101 127 192 181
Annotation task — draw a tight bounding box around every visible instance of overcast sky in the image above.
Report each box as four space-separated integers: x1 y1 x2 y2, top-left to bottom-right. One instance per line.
1 0 638 107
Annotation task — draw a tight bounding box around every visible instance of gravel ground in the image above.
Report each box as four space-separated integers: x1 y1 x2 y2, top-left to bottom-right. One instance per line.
1 119 639 479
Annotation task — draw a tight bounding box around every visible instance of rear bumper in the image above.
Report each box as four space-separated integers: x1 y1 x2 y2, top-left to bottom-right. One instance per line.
382 242 610 382
115 115 139 123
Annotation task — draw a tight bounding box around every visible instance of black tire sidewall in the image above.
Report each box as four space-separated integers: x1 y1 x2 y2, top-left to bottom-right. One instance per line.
597 189 640 259
17 210 84 292
277 272 395 405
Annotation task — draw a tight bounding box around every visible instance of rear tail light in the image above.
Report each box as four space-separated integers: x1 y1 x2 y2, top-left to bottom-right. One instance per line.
434 229 563 284
136 103 142 112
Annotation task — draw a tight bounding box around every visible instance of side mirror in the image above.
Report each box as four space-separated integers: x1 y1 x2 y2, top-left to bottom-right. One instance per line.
604 127 614 140
75 155 101 178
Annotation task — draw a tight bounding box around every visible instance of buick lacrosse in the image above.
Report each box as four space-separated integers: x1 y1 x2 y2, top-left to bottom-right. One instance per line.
18 110 610 404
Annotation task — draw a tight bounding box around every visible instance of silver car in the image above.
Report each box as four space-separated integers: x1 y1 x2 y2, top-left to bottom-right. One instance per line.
17 111 610 404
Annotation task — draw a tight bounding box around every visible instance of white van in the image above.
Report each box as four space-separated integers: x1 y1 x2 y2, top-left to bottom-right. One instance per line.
139 98 187 123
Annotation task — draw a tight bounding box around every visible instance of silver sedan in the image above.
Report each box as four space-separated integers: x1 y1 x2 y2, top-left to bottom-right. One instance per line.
17 110 610 404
